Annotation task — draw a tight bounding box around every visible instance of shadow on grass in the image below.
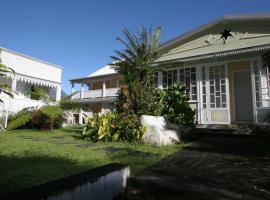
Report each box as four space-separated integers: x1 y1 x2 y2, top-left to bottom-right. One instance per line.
0 154 91 196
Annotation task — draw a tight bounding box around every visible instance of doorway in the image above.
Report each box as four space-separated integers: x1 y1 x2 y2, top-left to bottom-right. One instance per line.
233 70 253 123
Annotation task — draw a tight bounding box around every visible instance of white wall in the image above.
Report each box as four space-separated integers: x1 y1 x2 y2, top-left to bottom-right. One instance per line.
0 48 62 83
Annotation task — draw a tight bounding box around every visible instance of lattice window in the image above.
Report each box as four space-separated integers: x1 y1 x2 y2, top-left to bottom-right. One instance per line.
202 66 206 108
253 60 262 108
179 67 197 101
162 70 177 89
209 65 227 108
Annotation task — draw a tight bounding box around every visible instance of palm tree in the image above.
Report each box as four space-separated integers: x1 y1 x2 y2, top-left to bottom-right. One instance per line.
111 26 162 114
111 26 162 85
0 59 15 103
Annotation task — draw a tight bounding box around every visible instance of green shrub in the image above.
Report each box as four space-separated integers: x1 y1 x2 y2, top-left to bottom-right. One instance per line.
147 89 166 116
29 86 50 103
7 110 33 130
82 112 145 142
163 83 195 127
7 106 65 131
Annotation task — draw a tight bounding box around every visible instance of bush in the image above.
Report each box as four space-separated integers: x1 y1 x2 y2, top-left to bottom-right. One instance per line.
147 89 166 116
82 112 145 142
163 83 195 127
7 109 33 130
7 106 65 131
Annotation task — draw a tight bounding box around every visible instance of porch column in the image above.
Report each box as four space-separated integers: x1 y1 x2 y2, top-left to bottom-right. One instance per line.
80 83 84 99
4 110 9 129
71 82 75 93
102 80 106 97
11 77 17 91
71 83 75 100
56 84 61 101
158 71 163 89
79 109 83 124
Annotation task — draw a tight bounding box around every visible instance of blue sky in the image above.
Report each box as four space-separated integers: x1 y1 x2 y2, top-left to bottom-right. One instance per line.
0 0 270 93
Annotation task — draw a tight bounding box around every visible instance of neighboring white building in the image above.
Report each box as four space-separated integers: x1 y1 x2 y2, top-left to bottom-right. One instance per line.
70 64 120 124
0 47 62 127
70 14 270 125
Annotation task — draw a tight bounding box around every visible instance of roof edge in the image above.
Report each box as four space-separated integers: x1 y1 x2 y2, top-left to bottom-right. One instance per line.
158 13 270 51
0 47 63 70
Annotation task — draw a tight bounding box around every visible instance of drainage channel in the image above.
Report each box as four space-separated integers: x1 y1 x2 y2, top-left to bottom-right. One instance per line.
2 163 130 200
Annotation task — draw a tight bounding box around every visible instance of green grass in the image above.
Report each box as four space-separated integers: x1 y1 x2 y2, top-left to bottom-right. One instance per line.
0 127 183 195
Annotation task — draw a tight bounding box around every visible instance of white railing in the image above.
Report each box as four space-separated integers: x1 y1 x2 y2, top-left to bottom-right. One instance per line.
106 88 119 97
73 88 119 99
84 89 103 98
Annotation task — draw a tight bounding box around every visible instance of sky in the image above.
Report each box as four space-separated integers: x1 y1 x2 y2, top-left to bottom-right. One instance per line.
0 0 270 94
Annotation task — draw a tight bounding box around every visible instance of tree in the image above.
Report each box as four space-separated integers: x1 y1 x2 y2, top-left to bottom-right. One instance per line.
111 26 162 115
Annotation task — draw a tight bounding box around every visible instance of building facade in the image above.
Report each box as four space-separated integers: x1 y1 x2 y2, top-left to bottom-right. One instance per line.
70 14 270 125
0 47 62 128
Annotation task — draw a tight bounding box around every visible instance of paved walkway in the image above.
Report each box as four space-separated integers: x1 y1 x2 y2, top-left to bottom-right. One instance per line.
121 136 270 200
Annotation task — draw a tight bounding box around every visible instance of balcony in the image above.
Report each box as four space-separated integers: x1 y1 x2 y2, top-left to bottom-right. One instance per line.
72 88 119 100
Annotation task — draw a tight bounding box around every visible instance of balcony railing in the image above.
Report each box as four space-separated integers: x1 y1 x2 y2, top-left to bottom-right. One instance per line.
73 88 119 100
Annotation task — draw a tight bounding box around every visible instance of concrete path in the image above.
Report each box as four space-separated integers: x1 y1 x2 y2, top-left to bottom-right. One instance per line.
120 136 270 200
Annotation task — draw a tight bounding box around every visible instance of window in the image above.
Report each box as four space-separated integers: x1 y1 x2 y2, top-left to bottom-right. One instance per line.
209 65 227 108
162 67 197 100
163 70 177 89
253 60 262 107
202 66 206 108
267 66 270 97
179 67 197 101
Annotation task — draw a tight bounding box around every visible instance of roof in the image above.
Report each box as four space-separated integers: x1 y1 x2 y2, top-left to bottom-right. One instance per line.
0 47 63 70
159 13 270 51
88 64 117 78
70 13 270 82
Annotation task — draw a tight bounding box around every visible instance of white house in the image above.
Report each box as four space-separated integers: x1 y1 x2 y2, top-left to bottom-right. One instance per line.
70 14 270 125
0 47 62 128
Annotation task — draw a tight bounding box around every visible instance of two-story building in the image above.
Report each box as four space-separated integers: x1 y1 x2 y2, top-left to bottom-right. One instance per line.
0 47 62 128
70 14 270 125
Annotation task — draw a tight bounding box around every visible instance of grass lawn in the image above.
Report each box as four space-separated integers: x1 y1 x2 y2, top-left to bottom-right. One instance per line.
0 127 183 195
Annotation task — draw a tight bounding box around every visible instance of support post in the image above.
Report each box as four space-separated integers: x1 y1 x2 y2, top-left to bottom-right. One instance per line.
158 71 163 89
4 110 9 129
11 77 17 91
102 80 106 97
80 83 84 99
56 84 61 101
79 109 83 124
71 82 75 94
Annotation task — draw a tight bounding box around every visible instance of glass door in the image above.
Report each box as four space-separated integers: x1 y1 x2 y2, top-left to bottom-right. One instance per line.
200 64 230 124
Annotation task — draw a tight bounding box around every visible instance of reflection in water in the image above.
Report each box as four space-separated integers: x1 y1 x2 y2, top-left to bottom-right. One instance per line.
43 167 130 200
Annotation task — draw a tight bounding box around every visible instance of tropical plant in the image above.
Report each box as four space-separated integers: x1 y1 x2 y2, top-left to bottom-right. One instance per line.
59 92 82 111
41 106 63 131
7 108 34 130
7 93 83 131
0 58 15 103
111 26 162 115
29 86 50 103
163 83 195 127
82 112 145 142
147 88 166 116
